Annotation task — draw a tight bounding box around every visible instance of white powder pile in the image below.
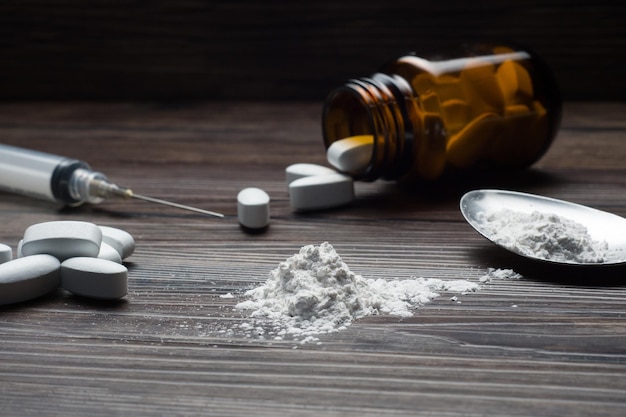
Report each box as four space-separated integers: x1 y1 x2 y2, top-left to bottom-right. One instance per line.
235 242 478 342
476 208 609 264
479 267 523 283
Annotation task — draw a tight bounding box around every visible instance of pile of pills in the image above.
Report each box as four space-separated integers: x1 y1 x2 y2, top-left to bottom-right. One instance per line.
236 138 369 230
286 136 371 211
0 221 134 305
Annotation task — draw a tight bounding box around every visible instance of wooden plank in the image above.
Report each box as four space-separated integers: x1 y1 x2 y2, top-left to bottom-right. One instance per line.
1 101 626 416
0 2 625 100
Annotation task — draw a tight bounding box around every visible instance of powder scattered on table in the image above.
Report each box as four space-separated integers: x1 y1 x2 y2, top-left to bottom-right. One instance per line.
475 208 609 264
219 292 235 299
235 242 479 343
479 267 522 283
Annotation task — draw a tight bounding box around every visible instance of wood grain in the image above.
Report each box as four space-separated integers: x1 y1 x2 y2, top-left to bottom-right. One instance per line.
1 1 625 100
1 101 626 416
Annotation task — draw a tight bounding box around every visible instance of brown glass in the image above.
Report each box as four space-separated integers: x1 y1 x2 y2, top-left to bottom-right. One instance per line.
322 44 561 181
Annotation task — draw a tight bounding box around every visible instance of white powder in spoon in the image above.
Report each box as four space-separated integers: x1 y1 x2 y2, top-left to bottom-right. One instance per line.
475 208 609 264
235 242 478 342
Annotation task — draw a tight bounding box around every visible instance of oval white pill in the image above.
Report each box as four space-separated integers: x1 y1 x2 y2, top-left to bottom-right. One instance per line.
16 239 23 258
237 187 270 229
61 257 128 300
22 221 102 261
99 226 135 259
326 135 374 174
0 254 61 305
0 243 12 264
289 173 354 211
285 163 337 184
98 242 123 264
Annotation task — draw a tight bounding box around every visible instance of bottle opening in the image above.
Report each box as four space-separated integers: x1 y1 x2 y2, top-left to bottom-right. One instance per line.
322 84 378 179
322 78 412 181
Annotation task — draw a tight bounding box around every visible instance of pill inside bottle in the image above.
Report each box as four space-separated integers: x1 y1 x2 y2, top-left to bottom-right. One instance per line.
326 135 375 174
322 43 561 182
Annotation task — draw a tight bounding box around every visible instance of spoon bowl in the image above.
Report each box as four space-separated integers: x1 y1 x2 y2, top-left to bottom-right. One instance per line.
460 189 626 266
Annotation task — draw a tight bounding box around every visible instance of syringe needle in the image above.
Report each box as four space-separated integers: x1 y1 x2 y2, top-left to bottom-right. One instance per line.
89 178 224 218
129 192 225 218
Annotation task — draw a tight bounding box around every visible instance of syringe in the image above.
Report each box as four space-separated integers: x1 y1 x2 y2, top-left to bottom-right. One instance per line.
0 144 224 218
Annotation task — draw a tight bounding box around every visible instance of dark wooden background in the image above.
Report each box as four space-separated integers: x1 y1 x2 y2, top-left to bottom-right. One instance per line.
1 1 625 101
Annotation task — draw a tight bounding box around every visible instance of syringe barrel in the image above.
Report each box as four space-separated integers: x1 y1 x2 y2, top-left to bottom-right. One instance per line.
0 144 91 205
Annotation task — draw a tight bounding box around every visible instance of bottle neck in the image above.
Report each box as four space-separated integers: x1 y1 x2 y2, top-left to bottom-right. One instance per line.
322 73 418 181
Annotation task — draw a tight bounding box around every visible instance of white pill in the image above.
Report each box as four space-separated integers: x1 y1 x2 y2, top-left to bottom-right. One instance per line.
237 187 270 229
61 257 128 300
22 221 102 261
99 226 135 259
16 239 23 258
0 254 61 305
285 163 337 184
326 135 374 174
0 243 12 264
289 173 354 211
97 242 123 264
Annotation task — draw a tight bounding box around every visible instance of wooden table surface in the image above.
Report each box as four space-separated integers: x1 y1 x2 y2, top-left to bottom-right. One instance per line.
1 101 625 416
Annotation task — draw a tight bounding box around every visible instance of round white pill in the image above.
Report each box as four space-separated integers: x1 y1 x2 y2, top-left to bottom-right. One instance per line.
0 254 61 305
285 163 337 184
61 257 128 300
326 135 374 174
0 243 12 264
99 226 135 259
98 242 123 264
237 187 270 229
289 173 354 211
22 221 102 261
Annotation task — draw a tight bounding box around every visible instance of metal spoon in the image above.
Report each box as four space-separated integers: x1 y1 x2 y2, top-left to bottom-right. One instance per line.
460 189 626 266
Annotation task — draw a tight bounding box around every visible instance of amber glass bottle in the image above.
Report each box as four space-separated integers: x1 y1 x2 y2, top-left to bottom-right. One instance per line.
322 43 561 181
